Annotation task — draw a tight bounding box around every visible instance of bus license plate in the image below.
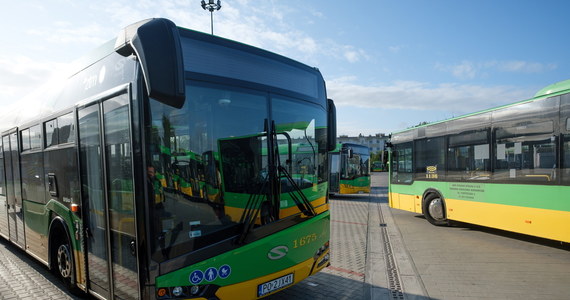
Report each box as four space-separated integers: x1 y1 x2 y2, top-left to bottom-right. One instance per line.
257 273 294 297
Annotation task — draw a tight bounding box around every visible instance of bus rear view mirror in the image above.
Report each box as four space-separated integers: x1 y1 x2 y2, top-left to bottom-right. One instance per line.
115 18 186 108
348 148 354 159
327 99 337 151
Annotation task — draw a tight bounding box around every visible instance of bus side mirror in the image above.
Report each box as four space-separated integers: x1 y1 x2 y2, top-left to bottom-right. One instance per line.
347 148 354 159
327 98 337 151
115 18 186 108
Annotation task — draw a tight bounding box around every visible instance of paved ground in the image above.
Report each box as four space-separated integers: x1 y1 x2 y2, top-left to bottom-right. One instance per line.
272 193 372 299
1 172 569 299
273 175 403 300
0 238 84 300
389 197 570 300
276 172 570 300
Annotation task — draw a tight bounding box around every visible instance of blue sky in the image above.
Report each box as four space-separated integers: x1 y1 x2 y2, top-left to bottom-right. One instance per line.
1 0 568 136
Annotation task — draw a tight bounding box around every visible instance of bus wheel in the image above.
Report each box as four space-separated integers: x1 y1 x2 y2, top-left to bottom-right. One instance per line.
423 193 449 226
52 235 78 293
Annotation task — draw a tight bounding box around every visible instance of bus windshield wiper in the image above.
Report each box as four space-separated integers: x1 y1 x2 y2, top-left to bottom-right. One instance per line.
278 165 316 217
269 120 316 218
236 180 267 245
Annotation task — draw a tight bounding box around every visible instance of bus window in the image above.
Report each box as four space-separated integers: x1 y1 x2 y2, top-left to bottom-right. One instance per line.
44 113 75 148
564 136 570 184
146 81 267 257
29 125 42 149
415 137 445 180
494 121 556 183
21 149 45 202
392 142 413 184
45 119 57 148
21 129 31 151
562 93 570 183
57 113 75 144
272 97 327 188
447 130 490 180
21 125 42 152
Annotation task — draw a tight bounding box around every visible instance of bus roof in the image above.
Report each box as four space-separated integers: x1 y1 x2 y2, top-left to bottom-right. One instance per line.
3 18 327 132
332 142 370 154
391 78 570 136
534 79 570 98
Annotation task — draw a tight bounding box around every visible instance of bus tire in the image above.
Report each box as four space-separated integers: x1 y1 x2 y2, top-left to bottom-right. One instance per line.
422 193 449 226
50 222 80 294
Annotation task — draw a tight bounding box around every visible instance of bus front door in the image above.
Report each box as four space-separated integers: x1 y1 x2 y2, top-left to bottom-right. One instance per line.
329 153 340 193
0 138 7 239
78 92 139 300
2 131 25 248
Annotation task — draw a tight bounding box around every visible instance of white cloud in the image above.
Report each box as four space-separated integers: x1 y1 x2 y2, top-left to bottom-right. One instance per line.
0 0 363 119
343 47 368 63
0 59 72 131
389 45 403 53
26 22 107 45
452 61 477 79
311 10 324 19
437 60 558 79
435 61 477 79
497 60 557 73
327 77 534 115
0 55 68 99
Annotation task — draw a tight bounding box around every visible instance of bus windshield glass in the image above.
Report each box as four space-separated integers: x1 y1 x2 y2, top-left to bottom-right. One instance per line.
145 80 327 260
342 146 370 178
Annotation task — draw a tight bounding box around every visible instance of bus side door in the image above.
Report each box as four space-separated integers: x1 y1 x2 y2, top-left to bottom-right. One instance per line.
78 91 139 300
2 130 25 248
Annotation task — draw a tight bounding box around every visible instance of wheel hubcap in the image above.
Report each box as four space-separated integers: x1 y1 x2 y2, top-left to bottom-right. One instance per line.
428 198 445 221
57 244 72 278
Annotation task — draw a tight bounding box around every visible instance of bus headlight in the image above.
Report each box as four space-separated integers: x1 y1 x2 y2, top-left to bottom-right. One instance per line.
172 287 184 297
314 241 330 257
190 285 200 295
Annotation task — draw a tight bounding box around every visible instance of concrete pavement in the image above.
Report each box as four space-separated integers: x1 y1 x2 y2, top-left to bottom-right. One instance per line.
1 172 569 299
278 172 570 300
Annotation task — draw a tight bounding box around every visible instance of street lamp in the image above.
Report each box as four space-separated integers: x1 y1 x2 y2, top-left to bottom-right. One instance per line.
201 0 222 35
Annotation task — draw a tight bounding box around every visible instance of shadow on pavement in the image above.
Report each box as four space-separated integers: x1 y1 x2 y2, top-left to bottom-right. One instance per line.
330 194 371 203
411 214 570 251
269 271 433 300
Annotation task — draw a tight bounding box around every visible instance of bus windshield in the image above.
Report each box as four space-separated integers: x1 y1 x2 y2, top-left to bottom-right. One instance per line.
342 146 370 178
145 80 327 260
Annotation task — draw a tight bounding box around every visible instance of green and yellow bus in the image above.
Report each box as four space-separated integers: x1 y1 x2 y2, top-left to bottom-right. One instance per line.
371 161 385 172
329 143 371 194
388 79 570 243
0 18 337 299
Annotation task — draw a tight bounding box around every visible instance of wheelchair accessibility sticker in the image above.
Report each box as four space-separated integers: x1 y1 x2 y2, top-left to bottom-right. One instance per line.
189 265 232 284
189 270 204 285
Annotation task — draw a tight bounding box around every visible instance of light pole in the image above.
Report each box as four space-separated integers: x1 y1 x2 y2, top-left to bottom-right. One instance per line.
201 0 221 35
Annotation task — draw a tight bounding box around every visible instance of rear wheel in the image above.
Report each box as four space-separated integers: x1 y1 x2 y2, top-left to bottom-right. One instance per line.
57 243 73 280
52 233 80 294
423 193 449 226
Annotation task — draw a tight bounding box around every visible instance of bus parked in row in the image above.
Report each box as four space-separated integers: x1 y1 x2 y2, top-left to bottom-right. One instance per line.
388 79 570 243
371 161 385 172
0 18 337 299
329 143 371 194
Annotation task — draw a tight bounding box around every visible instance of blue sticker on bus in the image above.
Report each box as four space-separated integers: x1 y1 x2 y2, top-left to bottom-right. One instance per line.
189 270 204 285
204 267 218 282
218 265 231 279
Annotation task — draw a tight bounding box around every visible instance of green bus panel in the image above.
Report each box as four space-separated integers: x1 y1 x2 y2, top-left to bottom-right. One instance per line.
390 181 570 212
156 211 330 289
